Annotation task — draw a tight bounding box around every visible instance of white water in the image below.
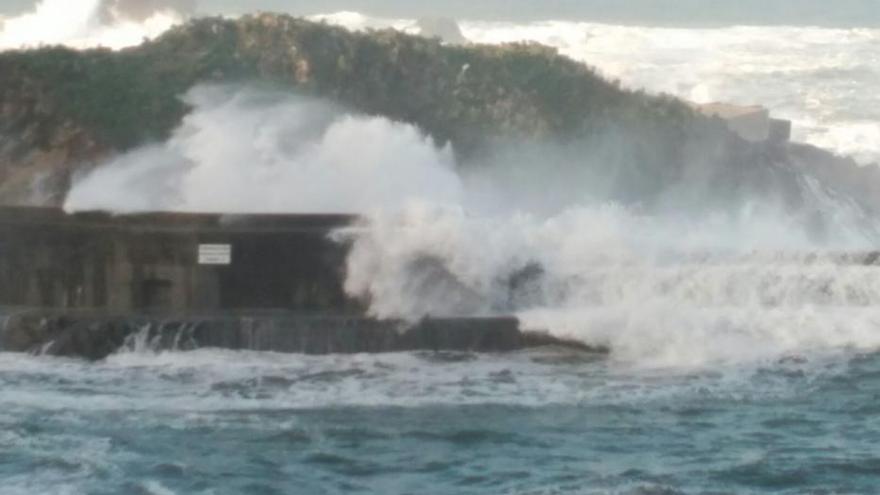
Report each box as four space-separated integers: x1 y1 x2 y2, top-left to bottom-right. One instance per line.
302 15 880 368
0 0 187 50
308 11 416 34
0 346 839 413
64 81 880 368
313 11 880 166
0 343 870 495
25 5 880 368
460 20 880 165
339 206 880 368
65 85 461 213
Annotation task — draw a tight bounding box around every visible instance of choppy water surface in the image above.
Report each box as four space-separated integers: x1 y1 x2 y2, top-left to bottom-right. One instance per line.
3 347 880 494
3 5 880 494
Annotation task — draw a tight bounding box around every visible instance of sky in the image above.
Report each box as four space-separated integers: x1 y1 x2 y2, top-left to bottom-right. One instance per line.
2 0 880 26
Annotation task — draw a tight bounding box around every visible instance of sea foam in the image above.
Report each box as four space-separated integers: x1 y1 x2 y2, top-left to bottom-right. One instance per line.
25 10 880 369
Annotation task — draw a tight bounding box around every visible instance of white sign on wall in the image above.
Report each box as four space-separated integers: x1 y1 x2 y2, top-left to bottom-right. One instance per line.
198 244 232 265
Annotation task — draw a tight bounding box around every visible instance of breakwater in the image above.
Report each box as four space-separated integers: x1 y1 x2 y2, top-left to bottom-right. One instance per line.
0 207 594 359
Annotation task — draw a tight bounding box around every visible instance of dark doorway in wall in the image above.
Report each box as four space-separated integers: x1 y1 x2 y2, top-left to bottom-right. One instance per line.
218 233 350 312
141 279 173 310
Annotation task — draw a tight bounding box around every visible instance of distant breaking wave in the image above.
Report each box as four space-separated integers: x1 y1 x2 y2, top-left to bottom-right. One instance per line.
0 0 187 50
2 6 876 166
459 20 880 166
315 11 880 166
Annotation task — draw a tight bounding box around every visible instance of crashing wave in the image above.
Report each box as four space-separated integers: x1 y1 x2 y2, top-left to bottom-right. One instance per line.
0 0 188 50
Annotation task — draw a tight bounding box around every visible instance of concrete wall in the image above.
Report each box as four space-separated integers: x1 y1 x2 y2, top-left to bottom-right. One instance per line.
0 207 360 314
0 208 609 358
0 311 535 359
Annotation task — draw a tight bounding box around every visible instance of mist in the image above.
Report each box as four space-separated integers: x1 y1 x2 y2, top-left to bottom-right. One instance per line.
65 85 462 214
63 83 880 368
5 4 880 492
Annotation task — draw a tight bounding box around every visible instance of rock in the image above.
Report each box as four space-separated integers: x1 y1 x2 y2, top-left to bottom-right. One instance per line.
0 14 875 217
415 17 468 45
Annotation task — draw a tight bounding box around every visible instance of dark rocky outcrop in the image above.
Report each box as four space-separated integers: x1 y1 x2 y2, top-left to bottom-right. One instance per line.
0 13 873 217
415 17 468 45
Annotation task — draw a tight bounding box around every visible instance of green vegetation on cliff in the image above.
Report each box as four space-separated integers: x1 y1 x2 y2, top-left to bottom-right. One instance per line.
0 13 811 210
0 14 703 154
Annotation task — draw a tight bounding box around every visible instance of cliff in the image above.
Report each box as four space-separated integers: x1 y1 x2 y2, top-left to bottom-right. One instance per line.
0 13 874 218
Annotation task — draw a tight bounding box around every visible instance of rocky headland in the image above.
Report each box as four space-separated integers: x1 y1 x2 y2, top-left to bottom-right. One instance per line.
0 13 876 221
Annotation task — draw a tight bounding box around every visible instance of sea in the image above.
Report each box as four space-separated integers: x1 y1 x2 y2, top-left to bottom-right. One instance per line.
5 340 880 494
4 2 880 494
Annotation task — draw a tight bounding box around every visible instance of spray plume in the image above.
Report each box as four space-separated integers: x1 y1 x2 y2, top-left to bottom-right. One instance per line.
65 85 462 214
65 84 880 369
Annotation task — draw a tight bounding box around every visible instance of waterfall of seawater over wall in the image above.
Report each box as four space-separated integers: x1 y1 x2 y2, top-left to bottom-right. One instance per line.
117 322 201 354
27 320 203 358
58 83 880 369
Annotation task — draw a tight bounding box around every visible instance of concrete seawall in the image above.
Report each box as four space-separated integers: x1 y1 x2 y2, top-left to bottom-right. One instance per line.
0 208 603 360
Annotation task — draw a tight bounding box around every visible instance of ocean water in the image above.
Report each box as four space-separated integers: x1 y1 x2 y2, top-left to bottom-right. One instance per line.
5 4 880 494
4 346 880 494
5 249 880 494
